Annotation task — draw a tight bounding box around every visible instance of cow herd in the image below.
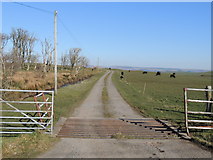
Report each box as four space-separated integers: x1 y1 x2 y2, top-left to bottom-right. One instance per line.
120 71 176 79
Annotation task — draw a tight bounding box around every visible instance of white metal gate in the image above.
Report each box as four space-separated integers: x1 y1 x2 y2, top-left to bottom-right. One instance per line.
184 88 213 135
0 89 54 134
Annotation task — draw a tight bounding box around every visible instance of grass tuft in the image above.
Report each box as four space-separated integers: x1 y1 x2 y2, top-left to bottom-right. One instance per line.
102 72 113 118
111 132 133 139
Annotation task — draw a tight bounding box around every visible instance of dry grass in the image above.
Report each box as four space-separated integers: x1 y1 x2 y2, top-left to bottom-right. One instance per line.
10 69 95 90
11 71 54 90
3 68 98 100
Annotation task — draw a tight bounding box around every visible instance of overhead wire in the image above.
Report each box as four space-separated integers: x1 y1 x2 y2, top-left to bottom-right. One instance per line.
58 16 85 50
13 2 53 15
13 2 86 55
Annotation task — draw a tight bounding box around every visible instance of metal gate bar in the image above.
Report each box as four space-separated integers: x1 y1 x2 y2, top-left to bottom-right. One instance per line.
184 88 213 135
0 89 54 134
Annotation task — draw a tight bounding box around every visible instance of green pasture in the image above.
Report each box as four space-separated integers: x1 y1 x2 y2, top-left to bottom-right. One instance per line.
112 70 212 147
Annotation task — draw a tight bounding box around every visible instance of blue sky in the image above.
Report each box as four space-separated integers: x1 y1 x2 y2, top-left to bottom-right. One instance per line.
2 2 211 70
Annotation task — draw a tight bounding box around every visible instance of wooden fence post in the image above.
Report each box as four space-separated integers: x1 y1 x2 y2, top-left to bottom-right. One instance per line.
205 86 212 112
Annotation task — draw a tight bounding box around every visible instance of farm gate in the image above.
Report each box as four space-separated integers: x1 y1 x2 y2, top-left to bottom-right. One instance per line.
0 89 54 134
184 87 213 135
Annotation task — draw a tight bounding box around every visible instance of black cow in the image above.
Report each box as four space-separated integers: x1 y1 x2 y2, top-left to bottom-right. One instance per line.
128 70 131 72
170 73 176 78
121 72 124 75
143 71 148 74
120 75 124 80
156 71 161 76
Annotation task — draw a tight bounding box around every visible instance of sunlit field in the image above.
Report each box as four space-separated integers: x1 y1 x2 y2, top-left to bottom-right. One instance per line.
112 70 212 147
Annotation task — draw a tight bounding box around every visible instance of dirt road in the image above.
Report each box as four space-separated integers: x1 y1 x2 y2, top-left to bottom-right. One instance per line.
39 71 212 158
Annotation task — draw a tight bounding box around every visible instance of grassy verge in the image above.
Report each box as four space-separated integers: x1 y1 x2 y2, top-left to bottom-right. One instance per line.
2 131 57 158
2 71 105 158
102 72 112 118
112 70 212 148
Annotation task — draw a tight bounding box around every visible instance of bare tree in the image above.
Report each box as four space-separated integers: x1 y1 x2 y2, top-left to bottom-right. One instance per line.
11 28 29 69
10 28 38 71
61 51 69 68
0 33 10 87
0 33 17 89
74 56 89 75
78 56 89 68
69 48 81 69
26 34 37 70
31 54 39 70
0 33 10 50
41 39 53 74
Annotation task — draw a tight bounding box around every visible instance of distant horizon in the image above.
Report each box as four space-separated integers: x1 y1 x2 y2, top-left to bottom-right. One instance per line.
94 65 211 72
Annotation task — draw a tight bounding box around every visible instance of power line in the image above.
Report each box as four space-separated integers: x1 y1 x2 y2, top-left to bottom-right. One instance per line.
58 16 84 48
13 2 85 54
13 2 53 15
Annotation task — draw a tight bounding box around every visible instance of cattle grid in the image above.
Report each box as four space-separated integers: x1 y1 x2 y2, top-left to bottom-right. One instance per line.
57 118 179 139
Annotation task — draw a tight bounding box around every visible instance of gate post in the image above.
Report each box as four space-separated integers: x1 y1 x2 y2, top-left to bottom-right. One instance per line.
184 88 189 135
205 86 212 112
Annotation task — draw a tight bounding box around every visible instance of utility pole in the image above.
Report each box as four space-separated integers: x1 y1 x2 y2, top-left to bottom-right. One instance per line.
54 10 58 95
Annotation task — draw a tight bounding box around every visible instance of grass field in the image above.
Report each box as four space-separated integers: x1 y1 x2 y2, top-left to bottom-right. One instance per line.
112 70 212 147
1 70 105 158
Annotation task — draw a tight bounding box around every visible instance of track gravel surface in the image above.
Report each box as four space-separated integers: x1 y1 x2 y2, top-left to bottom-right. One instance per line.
39 71 212 158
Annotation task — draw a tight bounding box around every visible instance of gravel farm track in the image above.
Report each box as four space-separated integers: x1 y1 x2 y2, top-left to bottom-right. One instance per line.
39 71 212 158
